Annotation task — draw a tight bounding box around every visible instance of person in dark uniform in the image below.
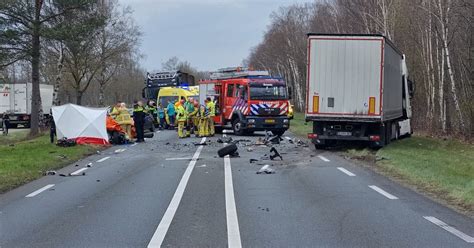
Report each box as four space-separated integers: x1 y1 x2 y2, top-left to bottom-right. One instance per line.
49 115 56 143
133 100 146 142
2 113 10 135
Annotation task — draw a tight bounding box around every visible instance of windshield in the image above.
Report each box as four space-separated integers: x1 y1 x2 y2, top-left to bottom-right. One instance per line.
249 84 288 100
158 96 179 107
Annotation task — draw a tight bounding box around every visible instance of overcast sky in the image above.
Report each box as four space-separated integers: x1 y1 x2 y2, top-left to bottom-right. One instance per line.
118 0 309 72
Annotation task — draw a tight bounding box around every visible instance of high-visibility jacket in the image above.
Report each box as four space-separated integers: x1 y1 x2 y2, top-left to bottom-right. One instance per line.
199 104 209 117
206 101 215 117
110 107 120 119
176 105 187 122
115 107 133 125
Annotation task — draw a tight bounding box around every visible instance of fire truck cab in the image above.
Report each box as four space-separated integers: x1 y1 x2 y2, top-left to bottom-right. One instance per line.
199 68 291 136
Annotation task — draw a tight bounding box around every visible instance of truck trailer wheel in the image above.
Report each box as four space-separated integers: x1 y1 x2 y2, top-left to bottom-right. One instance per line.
232 119 245 136
218 143 238 157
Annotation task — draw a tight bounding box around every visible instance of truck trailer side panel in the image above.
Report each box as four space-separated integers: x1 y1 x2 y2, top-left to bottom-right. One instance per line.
306 36 383 119
382 43 404 121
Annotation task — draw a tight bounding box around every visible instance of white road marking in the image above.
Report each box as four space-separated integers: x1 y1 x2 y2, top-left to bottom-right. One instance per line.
318 155 330 162
223 134 227 137
97 156 110 163
369 185 399 200
337 167 356 176
424 216 474 243
70 168 88 176
165 157 192 161
114 148 126 153
224 156 242 248
147 138 206 248
25 184 55 198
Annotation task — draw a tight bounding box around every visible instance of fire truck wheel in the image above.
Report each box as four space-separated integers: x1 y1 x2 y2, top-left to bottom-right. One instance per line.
232 119 245 136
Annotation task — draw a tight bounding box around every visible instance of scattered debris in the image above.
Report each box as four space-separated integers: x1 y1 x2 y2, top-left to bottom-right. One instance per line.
247 147 254 152
59 173 67 177
229 151 240 158
255 138 266 146
45 170 57 176
269 147 283 160
87 163 93 167
250 158 259 163
257 164 275 174
96 179 101 182
194 141 208 146
75 164 79 167
218 143 238 157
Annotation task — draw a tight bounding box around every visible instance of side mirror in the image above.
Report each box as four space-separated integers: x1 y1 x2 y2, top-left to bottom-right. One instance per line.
288 87 293 100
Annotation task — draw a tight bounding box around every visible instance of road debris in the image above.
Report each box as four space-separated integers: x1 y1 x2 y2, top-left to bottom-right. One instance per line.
45 170 57 176
257 164 275 174
218 143 238 157
250 158 259 163
269 147 283 160
87 163 93 167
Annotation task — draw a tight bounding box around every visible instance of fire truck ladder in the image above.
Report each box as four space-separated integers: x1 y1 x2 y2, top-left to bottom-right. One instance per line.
210 67 269 80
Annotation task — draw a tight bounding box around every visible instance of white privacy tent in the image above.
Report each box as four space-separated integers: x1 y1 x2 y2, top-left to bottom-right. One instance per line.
52 104 109 145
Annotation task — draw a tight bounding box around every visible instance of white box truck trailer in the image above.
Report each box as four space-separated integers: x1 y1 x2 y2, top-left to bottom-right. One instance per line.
305 34 414 148
0 83 54 128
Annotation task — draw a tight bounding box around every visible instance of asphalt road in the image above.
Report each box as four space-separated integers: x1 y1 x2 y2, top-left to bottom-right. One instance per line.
0 130 473 247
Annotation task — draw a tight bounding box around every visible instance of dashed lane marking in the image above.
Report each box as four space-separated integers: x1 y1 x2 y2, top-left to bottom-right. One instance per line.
337 167 356 176
147 138 206 248
97 156 110 163
369 185 399 200
318 155 330 162
165 157 192 161
424 216 474 243
70 168 88 176
25 184 55 198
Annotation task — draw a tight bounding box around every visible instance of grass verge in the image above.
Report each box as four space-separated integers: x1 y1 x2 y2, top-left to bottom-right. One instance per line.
0 134 98 193
346 136 474 214
289 112 312 138
0 129 29 145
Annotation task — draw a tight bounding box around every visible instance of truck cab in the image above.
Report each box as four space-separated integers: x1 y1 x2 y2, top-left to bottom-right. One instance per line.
200 68 290 136
143 71 195 102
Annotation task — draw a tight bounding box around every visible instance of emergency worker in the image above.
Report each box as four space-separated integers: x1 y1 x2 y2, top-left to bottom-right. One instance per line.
186 98 197 137
206 97 216 136
133 101 146 142
115 103 133 140
166 101 176 129
176 99 187 138
198 103 209 137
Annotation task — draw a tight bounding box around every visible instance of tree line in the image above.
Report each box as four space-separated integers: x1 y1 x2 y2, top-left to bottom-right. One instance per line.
0 0 142 136
247 0 473 138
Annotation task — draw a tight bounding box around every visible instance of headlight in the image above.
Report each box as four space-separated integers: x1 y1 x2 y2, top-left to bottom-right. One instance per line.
283 119 289 123
248 119 256 123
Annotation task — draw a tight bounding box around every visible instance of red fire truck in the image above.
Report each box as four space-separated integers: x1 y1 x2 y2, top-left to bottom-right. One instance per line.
199 68 291 136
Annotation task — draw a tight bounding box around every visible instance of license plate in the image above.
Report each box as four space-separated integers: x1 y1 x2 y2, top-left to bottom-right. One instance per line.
337 131 352 136
265 119 275 124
